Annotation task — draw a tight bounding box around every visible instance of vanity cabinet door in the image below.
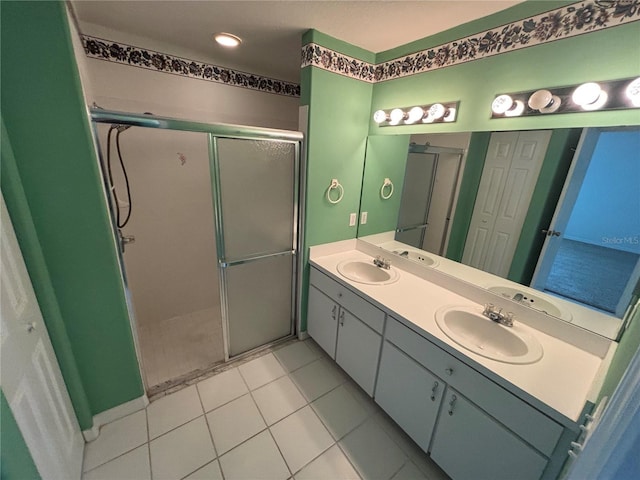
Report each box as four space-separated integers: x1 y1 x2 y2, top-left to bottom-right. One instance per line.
431 388 548 480
375 341 444 452
335 309 382 396
307 286 339 359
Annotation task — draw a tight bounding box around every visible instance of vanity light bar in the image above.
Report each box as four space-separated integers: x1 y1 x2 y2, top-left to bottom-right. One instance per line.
374 101 459 126
491 76 640 119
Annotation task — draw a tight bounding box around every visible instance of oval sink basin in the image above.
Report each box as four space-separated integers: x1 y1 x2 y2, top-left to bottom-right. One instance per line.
392 249 439 267
435 306 543 364
487 285 572 322
337 260 400 285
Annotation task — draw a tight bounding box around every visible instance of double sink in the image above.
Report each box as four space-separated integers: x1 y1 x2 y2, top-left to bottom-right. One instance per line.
335 258 545 365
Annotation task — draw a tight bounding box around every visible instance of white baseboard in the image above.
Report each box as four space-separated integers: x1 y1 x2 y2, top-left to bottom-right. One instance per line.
83 394 149 442
298 331 309 340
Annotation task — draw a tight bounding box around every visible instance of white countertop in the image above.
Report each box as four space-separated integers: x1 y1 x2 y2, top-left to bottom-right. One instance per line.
360 232 622 339
309 243 616 425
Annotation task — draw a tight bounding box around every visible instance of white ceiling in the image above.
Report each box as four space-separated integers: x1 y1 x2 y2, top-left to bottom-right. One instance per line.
72 1 523 81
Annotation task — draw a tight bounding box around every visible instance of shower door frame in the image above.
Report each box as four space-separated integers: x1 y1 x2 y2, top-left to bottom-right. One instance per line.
89 108 304 387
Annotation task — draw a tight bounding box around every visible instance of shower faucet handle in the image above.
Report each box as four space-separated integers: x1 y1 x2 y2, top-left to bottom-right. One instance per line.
118 231 136 253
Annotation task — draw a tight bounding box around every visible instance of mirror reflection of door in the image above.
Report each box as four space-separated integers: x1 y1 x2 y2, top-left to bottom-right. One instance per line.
462 130 552 277
532 127 640 317
396 146 464 255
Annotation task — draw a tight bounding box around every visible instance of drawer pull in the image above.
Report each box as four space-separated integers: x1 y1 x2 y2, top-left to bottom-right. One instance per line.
338 292 343 298
448 394 457 416
430 381 439 401
445 368 454 376
339 310 345 326
331 305 337 320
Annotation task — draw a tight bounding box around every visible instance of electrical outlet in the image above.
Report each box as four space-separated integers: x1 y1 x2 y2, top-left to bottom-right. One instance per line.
360 211 368 224
349 213 357 226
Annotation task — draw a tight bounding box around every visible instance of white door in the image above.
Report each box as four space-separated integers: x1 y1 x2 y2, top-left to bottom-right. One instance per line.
0 194 84 480
463 130 551 277
531 129 600 291
531 127 640 316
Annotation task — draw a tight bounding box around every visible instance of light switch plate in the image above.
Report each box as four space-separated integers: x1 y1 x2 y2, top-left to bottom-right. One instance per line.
360 212 368 224
349 213 357 226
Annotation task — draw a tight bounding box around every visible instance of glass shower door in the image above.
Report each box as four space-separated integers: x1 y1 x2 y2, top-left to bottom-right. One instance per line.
212 136 297 356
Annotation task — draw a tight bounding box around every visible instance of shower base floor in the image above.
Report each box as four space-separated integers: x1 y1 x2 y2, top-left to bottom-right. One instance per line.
138 307 225 390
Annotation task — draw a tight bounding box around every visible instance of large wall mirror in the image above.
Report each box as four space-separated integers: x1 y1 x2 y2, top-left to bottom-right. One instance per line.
357 127 640 340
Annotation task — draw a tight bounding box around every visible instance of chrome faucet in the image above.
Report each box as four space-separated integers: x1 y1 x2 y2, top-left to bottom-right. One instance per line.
483 304 514 327
373 255 391 270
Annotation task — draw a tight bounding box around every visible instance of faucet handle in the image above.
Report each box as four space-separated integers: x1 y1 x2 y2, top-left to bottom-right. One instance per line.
483 303 495 315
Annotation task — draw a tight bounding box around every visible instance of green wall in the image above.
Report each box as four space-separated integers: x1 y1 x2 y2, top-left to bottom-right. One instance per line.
1 391 41 480
1 1 143 422
300 30 374 330
358 135 410 237
599 306 640 402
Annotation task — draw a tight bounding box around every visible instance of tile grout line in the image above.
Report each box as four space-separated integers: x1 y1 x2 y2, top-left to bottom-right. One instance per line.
197 381 224 480
81 411 150 475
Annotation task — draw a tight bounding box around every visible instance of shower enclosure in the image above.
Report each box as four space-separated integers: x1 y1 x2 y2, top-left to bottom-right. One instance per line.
90 110 302 393
396 145 464 255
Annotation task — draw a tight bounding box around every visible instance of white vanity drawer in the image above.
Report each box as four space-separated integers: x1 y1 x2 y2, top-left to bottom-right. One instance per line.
385 317 563 457
310 267 386 334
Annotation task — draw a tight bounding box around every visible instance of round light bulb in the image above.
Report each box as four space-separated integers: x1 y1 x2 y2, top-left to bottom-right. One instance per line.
429 103 446 120
214 33 242 47
528 90 554 110
625 77 640 107
443 107 457 122
572 82 602 107
389 108 406 123
492 95 514 114
580 91 608 111
504 100 525 117
406 107 425 124
373 110 388 124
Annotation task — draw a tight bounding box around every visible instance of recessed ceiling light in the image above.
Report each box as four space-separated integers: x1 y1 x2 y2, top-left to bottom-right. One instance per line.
213 33 242 48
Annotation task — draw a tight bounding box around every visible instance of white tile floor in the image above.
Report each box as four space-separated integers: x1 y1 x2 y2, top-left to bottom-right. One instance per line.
82 339 450 480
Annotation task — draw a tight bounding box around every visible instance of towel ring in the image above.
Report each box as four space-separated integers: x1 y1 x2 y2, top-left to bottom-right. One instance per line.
327 178 344 204
381 178 394 200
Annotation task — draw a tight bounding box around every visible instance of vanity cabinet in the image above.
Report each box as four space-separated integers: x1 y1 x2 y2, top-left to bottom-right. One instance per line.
307 268 385 395
382 316 566 480
375 341 444 452
431 387 547 480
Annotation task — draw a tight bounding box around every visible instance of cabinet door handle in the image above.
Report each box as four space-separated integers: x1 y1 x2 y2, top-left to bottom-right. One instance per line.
448 394 457 416
430 381 439 401
339 310 345 326
331 305 337 320
445 368 454 376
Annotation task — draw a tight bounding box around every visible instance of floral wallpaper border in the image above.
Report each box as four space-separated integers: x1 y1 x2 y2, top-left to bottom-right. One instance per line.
82 35 300 97
302 0 640 83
